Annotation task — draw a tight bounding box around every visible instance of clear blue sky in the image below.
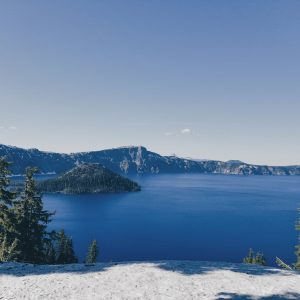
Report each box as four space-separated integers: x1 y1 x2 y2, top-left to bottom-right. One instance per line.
0 1 299 165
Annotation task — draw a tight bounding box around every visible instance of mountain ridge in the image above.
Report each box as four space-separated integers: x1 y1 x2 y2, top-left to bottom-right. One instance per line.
1 144 300 176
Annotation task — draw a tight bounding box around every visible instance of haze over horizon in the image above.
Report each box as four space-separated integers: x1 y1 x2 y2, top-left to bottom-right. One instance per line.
1 1 300 165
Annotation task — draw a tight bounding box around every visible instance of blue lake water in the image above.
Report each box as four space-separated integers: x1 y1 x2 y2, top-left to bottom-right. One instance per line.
42 174 300 266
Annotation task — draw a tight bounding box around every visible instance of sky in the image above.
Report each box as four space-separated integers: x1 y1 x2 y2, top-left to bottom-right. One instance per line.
0 0 300 165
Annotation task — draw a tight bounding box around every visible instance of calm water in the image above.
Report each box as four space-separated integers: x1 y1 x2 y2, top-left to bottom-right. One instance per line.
42 174 300 266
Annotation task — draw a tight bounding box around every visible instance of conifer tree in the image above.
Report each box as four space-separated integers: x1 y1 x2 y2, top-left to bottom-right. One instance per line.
0 235 20 262
243 248 266 266
85 240 98 264
56 230 78 264
254 251 266 266
243 248 254 264
44 238 57 264
0 158 18 262
13 167 54 263
64 237 77 263
0 159 79 265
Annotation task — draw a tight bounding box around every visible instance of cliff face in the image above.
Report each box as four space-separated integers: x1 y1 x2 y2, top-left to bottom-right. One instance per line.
1 144 300 176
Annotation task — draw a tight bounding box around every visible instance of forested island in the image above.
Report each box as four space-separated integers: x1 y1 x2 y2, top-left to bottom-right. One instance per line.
37 163 141 194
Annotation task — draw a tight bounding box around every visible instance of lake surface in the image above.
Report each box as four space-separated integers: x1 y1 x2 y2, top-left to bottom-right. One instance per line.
42 174 300 266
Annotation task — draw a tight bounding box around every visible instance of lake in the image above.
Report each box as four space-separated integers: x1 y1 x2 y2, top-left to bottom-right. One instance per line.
42 174 300 266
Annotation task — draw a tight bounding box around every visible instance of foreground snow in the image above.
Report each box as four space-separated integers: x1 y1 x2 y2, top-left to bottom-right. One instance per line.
1 260 300 299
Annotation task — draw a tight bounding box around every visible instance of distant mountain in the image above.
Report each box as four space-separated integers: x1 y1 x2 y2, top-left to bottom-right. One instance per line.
1 144 300 176
0 145 74 175
37 163 140 194
226 160 245 165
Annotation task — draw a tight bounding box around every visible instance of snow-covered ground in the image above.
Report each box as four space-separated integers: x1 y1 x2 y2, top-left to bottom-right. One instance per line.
1 260 300 300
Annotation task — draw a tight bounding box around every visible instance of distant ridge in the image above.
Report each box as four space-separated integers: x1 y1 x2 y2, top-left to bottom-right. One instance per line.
226 160 245 165
0 144 300 176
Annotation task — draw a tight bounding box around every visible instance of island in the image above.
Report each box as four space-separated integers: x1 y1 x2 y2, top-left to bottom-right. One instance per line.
37 163 141 194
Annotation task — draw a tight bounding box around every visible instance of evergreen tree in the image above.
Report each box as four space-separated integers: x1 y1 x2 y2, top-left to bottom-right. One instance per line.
13 167 54 263
243 248 266 266
85 240 98 264
0 158 79 265
0 236 20 262
56 230 78 264
243 248 254 264
254 251 266 266
0 158 18 262
44 237 57 264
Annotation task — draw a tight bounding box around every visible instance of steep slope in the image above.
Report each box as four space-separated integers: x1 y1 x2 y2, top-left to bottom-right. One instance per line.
0 144 74 174
1 144 300 176
37 163 140 194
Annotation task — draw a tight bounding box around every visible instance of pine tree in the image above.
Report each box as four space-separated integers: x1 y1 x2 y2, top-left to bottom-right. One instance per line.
64 237 77 263
44 238 57 264
0 159 78 265
56 230 68 264
56 230 78 264
13 167 54 263
243 248 254 264
0 158 18 262
243 248 266 266
254 251 266 266
0 236 20 262
85 240 98 264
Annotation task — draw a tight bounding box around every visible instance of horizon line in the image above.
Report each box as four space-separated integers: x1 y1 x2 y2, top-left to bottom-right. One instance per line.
1 143 299 168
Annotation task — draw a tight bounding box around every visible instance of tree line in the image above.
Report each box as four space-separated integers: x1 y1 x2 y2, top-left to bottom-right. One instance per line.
0 158 98 264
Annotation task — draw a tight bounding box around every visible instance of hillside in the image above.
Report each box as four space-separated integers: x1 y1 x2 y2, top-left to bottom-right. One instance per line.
1 144 300 176
37 163 140 194
0 261 299 299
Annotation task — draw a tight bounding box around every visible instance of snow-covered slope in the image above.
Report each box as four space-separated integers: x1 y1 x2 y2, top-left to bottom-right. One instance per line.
1 261 300 300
